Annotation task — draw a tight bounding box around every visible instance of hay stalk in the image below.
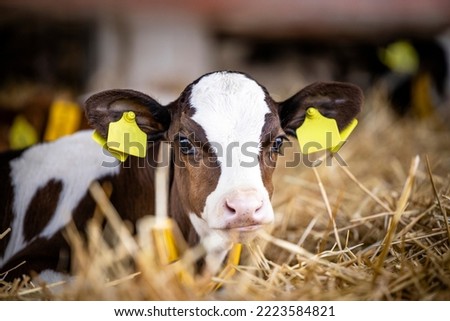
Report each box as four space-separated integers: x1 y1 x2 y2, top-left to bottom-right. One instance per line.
312 166 342 250
374 155 420 276
0 227 11 240
339 164 392 212
425 156 450 245
88 181 138 255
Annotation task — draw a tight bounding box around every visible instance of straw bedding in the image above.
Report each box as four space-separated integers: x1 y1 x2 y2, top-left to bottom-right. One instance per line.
1 90 449 300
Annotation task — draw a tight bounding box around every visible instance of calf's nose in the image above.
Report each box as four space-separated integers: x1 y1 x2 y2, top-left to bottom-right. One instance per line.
223 189 266 228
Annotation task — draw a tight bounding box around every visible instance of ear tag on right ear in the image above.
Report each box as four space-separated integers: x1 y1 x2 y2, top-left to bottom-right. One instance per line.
296 108 341 154
92 130 128 162
107 111 147 158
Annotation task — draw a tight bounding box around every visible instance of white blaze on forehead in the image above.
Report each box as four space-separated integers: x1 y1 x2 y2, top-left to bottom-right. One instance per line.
189 72 274 228
190 72 270 161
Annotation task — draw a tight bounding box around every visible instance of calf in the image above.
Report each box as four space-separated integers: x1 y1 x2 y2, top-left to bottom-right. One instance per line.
0 71 363 280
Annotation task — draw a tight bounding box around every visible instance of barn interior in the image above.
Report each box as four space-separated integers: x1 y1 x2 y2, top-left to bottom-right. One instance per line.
1 0 450 300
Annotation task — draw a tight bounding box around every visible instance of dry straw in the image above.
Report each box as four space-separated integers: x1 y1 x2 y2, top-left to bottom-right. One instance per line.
1 91 449 300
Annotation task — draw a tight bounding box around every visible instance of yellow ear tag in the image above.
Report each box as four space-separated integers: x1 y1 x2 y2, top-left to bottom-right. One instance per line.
92 130 128 162
378 40 419 74
329 118 358 154
9 115 39 149
106 111 147 158
44 99 82 141
296 108 342 154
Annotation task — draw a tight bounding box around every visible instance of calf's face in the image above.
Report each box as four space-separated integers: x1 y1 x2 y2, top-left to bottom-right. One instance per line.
85 71 363 245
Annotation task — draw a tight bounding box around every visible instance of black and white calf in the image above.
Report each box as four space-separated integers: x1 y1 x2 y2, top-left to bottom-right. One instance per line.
0 71 363 280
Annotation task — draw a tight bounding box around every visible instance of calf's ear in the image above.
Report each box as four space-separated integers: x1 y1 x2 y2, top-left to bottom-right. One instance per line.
278 82 363 136
84 89 171 140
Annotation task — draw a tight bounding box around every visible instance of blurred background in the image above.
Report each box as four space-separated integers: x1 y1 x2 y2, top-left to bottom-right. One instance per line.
0 0 450 151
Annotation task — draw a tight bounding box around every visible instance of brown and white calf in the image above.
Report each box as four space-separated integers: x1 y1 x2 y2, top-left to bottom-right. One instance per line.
0 71 362 280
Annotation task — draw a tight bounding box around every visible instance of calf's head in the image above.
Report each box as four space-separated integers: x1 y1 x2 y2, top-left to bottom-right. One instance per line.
85 71 362 246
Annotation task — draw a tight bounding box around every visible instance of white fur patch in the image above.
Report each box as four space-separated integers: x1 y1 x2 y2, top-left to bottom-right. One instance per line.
190 72 274 230
36 269 73 284
33 269 74 295
0 130 120 267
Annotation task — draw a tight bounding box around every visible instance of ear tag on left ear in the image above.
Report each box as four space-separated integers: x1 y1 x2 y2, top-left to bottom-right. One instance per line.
330 118 358 154
296 108 341 154
107 111 147 158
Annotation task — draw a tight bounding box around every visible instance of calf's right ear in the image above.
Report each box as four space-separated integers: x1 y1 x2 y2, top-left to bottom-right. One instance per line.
84 89 171 141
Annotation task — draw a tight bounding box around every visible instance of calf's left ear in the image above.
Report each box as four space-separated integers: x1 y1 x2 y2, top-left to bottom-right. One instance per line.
278 82 363 136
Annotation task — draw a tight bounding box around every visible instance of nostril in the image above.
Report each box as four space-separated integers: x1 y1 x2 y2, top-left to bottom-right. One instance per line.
255 199 263 213
225 198 237 215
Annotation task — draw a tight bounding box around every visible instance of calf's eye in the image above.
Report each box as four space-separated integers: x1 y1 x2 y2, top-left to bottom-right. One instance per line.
271 136 286 155
179 137 196 155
